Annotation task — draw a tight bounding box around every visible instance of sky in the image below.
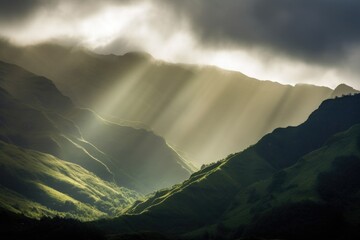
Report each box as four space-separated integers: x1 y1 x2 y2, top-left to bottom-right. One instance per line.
0 0 360 89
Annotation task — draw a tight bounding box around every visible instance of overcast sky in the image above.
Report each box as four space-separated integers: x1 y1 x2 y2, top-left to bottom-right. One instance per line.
1 0 360 88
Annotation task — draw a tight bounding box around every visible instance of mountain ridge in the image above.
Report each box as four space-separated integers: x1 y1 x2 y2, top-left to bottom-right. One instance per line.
1 40 357 165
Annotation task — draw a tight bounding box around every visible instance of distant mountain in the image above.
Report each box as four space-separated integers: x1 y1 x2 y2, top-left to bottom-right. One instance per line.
331 83 359 98
0 60 193 195
98 93 360 239
1 40 357 165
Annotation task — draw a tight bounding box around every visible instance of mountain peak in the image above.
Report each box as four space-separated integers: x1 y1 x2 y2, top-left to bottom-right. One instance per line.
332 83 359 98
122 51 153 61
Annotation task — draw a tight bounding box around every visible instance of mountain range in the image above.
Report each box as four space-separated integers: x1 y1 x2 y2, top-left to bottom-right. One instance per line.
1 80 359 240
0 41 359 240
0 40 358 165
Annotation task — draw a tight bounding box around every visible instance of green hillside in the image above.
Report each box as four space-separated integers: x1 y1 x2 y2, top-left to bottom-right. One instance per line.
1 41 358 165
0 140 140 221
207 124 360 239
97 94 360 239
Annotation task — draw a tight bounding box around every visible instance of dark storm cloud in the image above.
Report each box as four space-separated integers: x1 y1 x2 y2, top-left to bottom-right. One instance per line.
1 0 360 67
0 0 40 22
0 0 136 25
161 0 360 64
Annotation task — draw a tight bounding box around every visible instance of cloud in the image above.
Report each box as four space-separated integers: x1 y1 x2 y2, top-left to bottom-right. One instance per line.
0 0 136 26
160 0 360 64
2 0 360 65
0 0 40 24
0 0 359 88
0 0 146 46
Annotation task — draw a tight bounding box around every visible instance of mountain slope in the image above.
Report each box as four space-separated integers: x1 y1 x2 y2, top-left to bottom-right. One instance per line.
253 91 360 169
0 60 193 194
1 41 356 164
68 108 194 193
213 124 360 240
99 93 360 236
0 84 116 183
0 140 140 220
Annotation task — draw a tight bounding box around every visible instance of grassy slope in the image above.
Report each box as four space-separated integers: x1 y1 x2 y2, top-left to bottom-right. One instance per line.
99 147 276 234
202 124 360 239
0 140 140 221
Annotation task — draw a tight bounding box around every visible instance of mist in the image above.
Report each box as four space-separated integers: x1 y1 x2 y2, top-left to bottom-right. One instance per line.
0 0 359 88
